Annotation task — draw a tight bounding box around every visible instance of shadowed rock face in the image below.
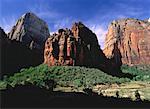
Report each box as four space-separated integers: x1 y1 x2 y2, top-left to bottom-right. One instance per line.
103 18 150 66
8 12 50 50
71 22 107 68
44 22 107 69
0 27 43 76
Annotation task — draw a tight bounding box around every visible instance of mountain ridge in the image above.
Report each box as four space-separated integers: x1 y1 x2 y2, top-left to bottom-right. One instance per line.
0 12 150 75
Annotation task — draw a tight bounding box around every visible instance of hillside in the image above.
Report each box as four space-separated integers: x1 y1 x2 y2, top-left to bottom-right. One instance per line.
0 64 130 90
0 64 150 101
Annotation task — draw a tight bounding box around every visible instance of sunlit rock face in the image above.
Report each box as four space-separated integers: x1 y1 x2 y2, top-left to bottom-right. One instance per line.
103 18 150 66
44 22 107 69
8 12 50 50
44 28 77 66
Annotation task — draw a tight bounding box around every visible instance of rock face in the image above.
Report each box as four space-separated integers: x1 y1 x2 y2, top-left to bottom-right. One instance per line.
0 27 43 76
0 12 50 75
0 27 7 41
0 12 50 76
44 22 107 69
8 12 50 50
44 28 76 66
103 18 150 65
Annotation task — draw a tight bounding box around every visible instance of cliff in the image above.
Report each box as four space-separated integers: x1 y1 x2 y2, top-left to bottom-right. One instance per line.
0 27 43 76
44 22 108 70
103 18 150 66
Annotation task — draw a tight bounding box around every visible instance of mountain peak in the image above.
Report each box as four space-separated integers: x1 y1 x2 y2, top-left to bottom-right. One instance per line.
21 12 40 20
8 12 50 50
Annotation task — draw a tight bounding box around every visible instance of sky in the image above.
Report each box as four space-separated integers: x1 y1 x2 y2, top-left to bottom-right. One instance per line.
0 0 150 49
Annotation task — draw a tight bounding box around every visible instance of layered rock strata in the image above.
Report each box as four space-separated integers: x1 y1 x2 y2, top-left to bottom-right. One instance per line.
44 22 107 69
103 18 150 65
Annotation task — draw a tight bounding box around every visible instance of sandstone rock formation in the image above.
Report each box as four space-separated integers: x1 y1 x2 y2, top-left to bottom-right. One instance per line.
8 12 50 50
71 22 107 68
0 13 50 76
44 22 107 69
44 28 76 66
103 18 150 66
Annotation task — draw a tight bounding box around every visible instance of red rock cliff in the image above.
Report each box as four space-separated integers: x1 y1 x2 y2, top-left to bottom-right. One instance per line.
44 22 107 69
103 18 150 65
44 28 77 66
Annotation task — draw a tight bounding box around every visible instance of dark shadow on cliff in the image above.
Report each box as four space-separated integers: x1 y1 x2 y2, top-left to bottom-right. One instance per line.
73 23 134 79
1 84 149 108
99 42 135 79
0 35 43 77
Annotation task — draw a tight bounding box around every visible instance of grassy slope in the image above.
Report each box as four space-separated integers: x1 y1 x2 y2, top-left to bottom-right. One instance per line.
0 64 130 90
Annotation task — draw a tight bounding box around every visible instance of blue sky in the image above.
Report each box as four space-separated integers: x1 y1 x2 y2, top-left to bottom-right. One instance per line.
0 0 150 48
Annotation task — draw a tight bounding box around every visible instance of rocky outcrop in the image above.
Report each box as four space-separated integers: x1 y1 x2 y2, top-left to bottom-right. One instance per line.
44 28 76 66
8 12 50 50
0 14 50 76
71 22 107 68
44 22 107 69
103 18 150 66
0 27 6 42
0 12 50 75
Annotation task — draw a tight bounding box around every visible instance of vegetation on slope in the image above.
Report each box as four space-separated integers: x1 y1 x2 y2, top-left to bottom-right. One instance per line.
1 64 150 91
0 64 130 90
121 65 150 81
